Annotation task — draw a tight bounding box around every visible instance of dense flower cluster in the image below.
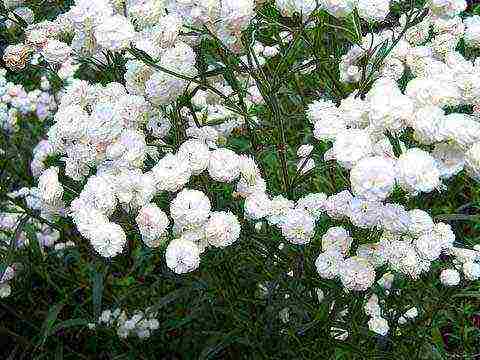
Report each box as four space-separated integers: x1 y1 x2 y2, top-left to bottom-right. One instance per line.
96 307 159 339
2 0 480 344
0 205 74 298
0 69 56 132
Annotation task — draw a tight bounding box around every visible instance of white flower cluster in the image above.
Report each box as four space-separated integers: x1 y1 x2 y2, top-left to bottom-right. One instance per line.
172 0 255 53
275 0 318 18
312 8 480 193
0 70 56 132
275 0 395 25
6 0 255 75
317 0 391 21
364 293 419 335
20 78 251 268
14 165 67 220
0 264 16 298
0 205 70 251
97 307 159 339
364 294 389 336
440 247 480 284
310 189 479 290
4 0 479 343
0 205 75 298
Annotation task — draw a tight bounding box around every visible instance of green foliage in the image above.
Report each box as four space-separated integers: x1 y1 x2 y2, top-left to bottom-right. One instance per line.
0 1 479 359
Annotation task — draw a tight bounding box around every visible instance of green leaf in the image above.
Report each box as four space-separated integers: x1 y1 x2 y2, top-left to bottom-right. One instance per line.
92 269 104 320
474 5 480 16
55 341 64 360
431 327 445 351
39 303 64 346
199 333 250 360
452 291 480 299
51 318 90 334
146 288 187 316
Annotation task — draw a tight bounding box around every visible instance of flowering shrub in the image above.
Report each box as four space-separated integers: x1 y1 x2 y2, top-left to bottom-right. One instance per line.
1 0 480 357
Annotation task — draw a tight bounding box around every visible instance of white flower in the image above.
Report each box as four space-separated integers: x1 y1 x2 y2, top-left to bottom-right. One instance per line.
448 247 479 263
432 222 455 250
315 250 344 279
165 239 200 274
380 203 412 234
440 268 461 286
80 175 118 215
368 317 389 336
324 190 353 219
409 106 446 145
427 0 467 18
275 0 318 17
320 0 356 17
170 189 211 229
152 153 191 192
136 203 169 247
149 15 181 49
432 143 465 179
408 209 434 235
295 193 327 220
89 222 127 257
350 156 396 201
440 114 480 149
463 261 480 281
208 148 240 182
307 99 337 123
145 42 197 105
146 110 171 138
280 209 315 245
244 192 272 220
405 77 461 108
127 0 167 29
322 226 352 256
205 211 241 247
267 195 295 225
94 15 135 51
332 129 373 169
339 257 376 291
379 238 428 279
368 79 415 133
414 234 443 261
357 0 390 22
309 103 346 140
105 129 147 169
357 242 384 268
236 169 266 198
364 294 381 317
179 227 209 254
41 39 71 64
37 166 63 204
397 148 441 194
177 139 210 175
348 197 382 229
0 283 11 298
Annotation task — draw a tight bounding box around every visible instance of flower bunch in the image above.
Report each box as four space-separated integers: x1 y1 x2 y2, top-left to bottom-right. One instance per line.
1 0 480 349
